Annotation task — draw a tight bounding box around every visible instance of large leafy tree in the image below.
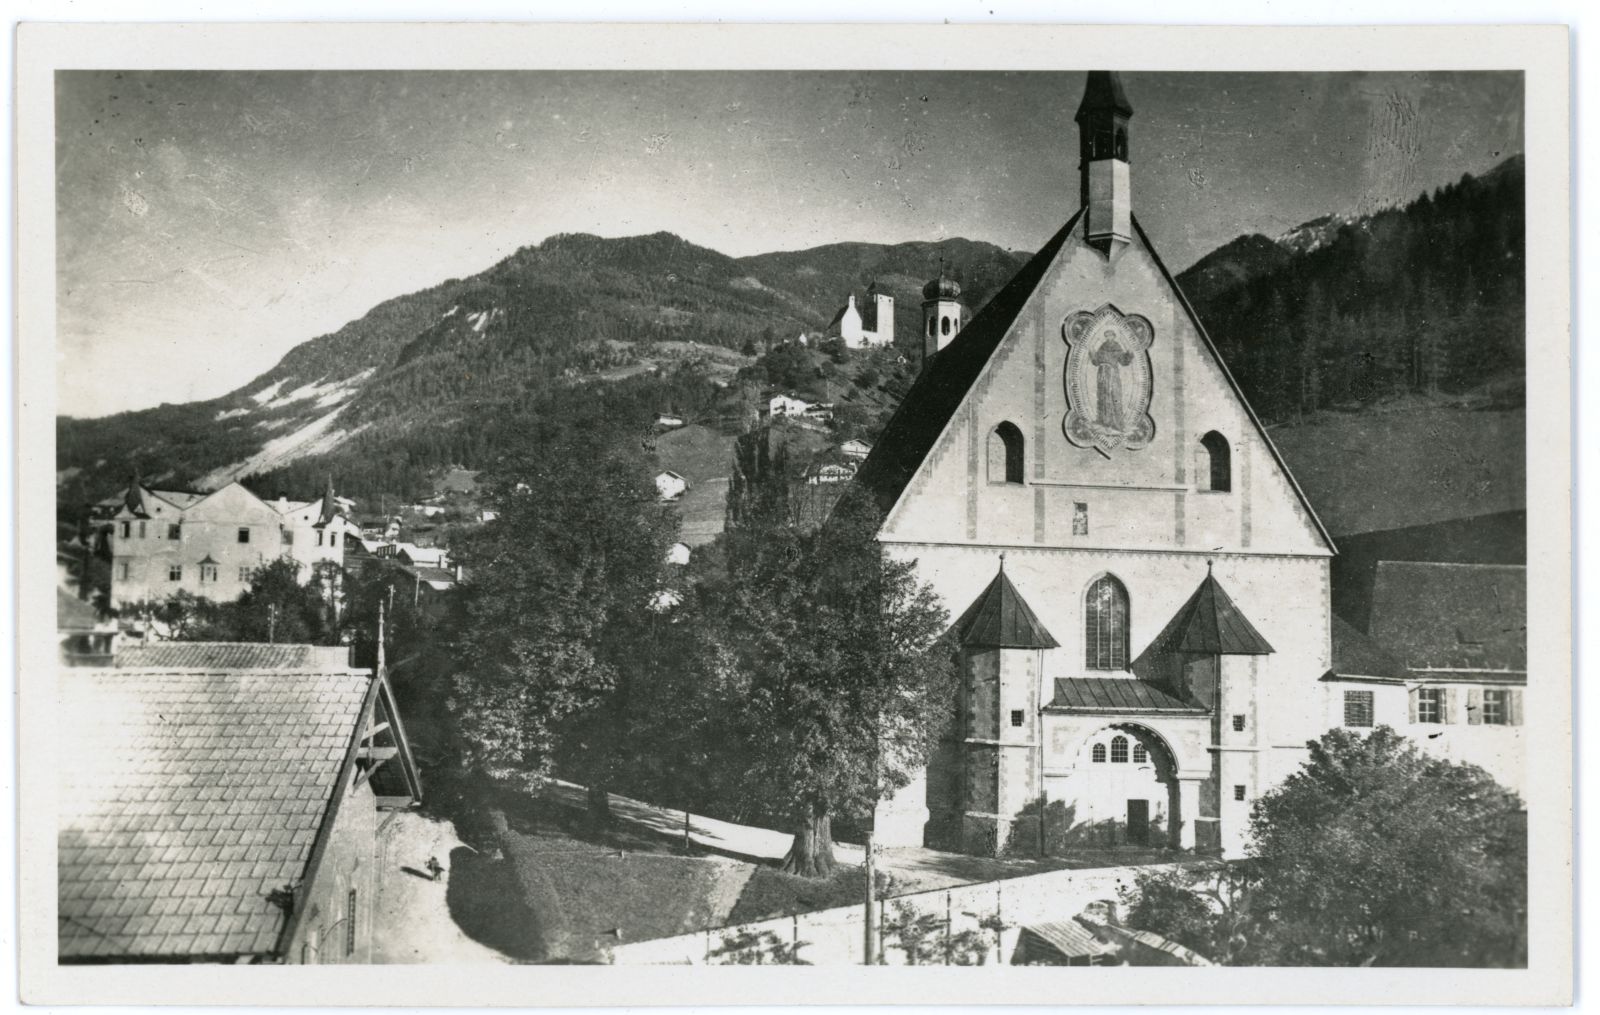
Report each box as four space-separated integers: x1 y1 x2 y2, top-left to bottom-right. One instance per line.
714 487 957 877
444 399 677 805
1123 726 1526 967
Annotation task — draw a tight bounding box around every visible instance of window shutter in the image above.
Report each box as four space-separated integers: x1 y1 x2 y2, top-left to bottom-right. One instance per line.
1508 690 1524 726
1466 688 1482 725
1440 687 1454 724
1407 688 1418 724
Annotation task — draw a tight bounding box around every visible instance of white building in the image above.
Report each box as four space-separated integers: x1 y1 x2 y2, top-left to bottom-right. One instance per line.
104 476 354 608
851 71 1483 860
655 470 689 502
826 287 896 349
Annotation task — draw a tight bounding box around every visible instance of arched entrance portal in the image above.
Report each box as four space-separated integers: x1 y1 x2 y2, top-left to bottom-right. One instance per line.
1044 723 1181 851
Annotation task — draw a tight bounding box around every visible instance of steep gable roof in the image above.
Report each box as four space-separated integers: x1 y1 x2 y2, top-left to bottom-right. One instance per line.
58 663 374 960
850 210 1335 553
1369 561 1526 675
951 563 1060 649
852 212 1082 515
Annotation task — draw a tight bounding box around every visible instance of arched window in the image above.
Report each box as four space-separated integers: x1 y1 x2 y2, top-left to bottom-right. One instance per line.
988 422 1025 485
1132 742 1148 764
941 316 952 336
1198 431 1232 492
1114 126 1129 160
1092 743 1107 763
927 318 936 338
1085 575 1130 670
1110 736 1129 763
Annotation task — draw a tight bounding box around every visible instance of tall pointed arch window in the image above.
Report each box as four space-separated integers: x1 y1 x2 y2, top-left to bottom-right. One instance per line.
989 422 1025 485
1085 575 1130 670
1197 431 1232 492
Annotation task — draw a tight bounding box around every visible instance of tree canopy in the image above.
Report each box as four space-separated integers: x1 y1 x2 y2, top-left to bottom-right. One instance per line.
1123 726 1527 967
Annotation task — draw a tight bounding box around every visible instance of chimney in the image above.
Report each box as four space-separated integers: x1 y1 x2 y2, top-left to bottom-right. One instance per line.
1076 71 1134 253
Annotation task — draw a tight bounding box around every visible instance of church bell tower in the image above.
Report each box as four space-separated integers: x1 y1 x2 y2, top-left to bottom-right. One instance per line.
921 269 965 365
1076 70 1134 253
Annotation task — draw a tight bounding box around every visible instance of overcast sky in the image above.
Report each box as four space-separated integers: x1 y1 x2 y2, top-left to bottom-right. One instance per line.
56 70 1521 418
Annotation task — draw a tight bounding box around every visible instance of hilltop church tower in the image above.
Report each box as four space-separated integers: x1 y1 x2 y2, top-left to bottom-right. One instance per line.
856 71 1341 860
921 271 965 365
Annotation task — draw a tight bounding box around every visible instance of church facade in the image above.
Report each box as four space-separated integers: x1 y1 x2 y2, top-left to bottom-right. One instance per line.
853 72 1338 859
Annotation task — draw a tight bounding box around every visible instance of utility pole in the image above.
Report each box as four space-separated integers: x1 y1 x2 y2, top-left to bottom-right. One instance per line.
863 831 879 965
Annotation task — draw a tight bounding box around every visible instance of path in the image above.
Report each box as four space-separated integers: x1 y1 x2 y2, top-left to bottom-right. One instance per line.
543 780 1175 896
371 810 515 964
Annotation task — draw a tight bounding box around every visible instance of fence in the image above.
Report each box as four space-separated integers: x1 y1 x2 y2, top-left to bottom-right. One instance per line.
608 861 1192 966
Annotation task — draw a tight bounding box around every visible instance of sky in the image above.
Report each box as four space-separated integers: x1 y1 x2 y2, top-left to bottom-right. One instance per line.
55 70 1522 418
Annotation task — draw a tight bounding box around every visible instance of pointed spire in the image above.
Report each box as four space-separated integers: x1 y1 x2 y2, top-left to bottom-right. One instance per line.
952 558 1059 649
317 475 339 527
1156 569 1274 655
123 468 150 518
376 599 387 676
1074 70 1134 120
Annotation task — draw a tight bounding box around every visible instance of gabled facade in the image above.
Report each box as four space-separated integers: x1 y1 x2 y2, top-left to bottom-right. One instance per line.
105 477 354 607
58 646 421 963
856 72 1337 858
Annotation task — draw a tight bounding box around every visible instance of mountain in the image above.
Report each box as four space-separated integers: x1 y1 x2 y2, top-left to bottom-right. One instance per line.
57 155 1525 523
56 235 1026 511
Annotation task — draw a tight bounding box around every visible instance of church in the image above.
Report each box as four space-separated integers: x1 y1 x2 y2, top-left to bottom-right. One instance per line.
853 72 1341 859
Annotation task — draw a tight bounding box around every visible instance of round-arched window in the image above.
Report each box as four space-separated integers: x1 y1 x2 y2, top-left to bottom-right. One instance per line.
1110 736 1129 763
1132 742 1148 764
1091 743 1107 763
941 316 952 336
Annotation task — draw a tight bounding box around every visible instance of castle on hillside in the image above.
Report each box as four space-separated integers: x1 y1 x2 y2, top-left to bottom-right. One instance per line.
855 72 1525 859
825 286 895 349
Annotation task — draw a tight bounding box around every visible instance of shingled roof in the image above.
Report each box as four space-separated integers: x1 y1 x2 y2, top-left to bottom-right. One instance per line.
58 663 377 960
1327 614 1408 681
113 642 353 671
852 212 1082 515
1048 678 1206 714
1369 561 1526 678
951 562 1060 649
1149 569 1274 656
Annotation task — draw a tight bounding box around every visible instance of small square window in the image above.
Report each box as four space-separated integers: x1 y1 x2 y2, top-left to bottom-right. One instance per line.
237 527 251 543
168 524 181 540
239 566 252 582
168 564 182 581
1010 709 1025 728
1233 785 1246 802
1482 689 1509 726
1232 714 1246 732
1416 688 1444 724
1344 690 1375 728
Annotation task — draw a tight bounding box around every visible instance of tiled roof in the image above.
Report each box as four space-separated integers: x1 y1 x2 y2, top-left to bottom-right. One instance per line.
114 643 353 671
1370 561 1526 675
951 564 1059 649
58 664 372 960
1150 571 1274 655
1048 678 1206 713
1327 614 1408 680
1023 919 1115 959
851 212 1082 516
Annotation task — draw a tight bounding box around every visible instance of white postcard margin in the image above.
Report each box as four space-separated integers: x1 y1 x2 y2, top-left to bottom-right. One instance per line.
15 21 1572 1006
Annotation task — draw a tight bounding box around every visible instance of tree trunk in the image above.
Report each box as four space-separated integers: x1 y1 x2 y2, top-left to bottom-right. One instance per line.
586 784 615 828
779 807 836 878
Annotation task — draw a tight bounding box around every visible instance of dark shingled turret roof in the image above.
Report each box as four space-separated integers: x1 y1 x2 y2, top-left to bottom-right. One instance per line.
951 562 1060 649
316 475 339 527
1154 568 1274 655
1075 70 1134 119
123 470 151 518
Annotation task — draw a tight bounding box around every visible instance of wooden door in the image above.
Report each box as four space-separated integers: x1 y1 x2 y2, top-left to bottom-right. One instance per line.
1126 799 1150 846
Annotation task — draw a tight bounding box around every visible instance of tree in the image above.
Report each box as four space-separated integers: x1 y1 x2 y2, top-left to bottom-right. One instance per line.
1121 727 1526 967
1247 726 1525 967
713 487 957 877
445 401 677 810
152 558 336 645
